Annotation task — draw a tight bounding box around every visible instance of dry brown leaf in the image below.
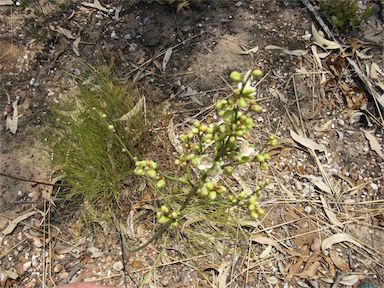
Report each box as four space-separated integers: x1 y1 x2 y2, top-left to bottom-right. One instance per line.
297 261 320 279
311 24 342 50
240 46 258 55
323 256 336 278
217 261 231 288
259 244 272 259
361 129 383 159
233 174 252 196
340 274 359 286
321 233 362 251
286 257 304 281
320 195 343 227
356 49 373 59
49 24 76 40
162 47 173 71
290 130 326 152
251 235 278 246
81 0 109 13
1 210 36 239
5 98 19 134
116 97 144 121
72 36 81 56
329 250 349 271
0 0 14 5
311 238 321 252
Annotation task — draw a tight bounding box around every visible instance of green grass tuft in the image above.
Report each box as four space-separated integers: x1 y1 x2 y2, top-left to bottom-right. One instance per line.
319 0 373 31
47 70 145 220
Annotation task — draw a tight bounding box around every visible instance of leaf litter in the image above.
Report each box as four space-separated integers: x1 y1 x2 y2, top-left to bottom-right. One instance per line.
1 1 384 287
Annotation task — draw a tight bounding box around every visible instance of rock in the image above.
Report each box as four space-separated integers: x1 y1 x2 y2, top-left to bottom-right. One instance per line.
87 246 103 259
112 261 123 272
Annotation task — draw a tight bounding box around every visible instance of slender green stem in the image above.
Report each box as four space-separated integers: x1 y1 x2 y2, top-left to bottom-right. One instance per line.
114 133 135 161
158 171 189 185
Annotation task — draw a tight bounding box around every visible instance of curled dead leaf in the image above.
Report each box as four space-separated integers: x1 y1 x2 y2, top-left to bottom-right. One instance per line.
311 24 341 50
321 233 362 251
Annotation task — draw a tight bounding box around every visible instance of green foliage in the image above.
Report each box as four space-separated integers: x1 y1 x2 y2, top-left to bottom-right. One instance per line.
319 0 373 31
130 69 276 251
47 70 144 219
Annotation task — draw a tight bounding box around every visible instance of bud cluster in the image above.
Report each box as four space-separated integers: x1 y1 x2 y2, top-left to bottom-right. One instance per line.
199 181 227 201
134 160 166 188
227 180 268 219
157 205 180 228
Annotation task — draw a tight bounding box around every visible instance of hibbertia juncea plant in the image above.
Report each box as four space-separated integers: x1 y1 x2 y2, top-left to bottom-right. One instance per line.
131 69 277 251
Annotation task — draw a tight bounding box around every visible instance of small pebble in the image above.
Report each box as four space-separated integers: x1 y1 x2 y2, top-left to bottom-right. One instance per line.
112 261 123 272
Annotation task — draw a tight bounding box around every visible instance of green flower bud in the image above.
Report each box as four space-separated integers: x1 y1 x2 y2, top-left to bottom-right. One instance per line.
174 159 181 165
223 166 233 175
238 97 248 108
171 211 179 219
186 153 195 161
208 191 217 200
147 169 157 179
230 71 242 82
260 162 269 170
256 208 265 216
180 134 188 142
160 205 169 214
239 191 246 199
187 132 194 139
201 187 209 196
193 120 201 128
193 144 201 152
217 186 226 194
268 135 278 147
158 215 169 224
207 125 215 134
251 104 262 113
256 153 266 163
156 179 166 188
248 196 256 205
248 204 256 211
192 127 199 135
199 125 208 133
203 133 213 141
150 161 158 169
206 182 214 191
243 86 256 96
134 168 144 176
252 69 263 78
191 158 199 166
250 211 259 219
